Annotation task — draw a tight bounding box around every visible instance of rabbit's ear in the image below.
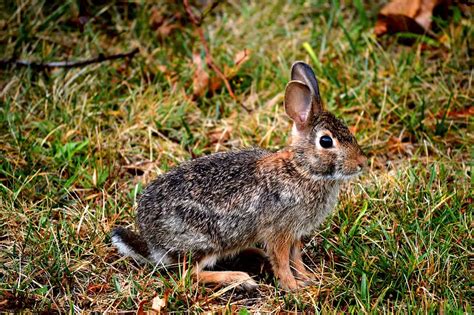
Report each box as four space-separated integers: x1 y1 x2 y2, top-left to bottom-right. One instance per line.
291 61 323 113
285 80 314 130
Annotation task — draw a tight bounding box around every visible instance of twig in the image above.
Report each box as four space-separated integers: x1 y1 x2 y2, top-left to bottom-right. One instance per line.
183 0 250 112
0 48 139 70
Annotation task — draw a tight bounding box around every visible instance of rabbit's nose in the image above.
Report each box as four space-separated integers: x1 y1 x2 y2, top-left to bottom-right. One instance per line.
356 155 367 171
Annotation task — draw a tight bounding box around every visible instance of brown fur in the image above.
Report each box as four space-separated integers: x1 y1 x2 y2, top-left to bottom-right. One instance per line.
194 270 256 288
266 234 298 290
193 254 258 289
256 150 294 170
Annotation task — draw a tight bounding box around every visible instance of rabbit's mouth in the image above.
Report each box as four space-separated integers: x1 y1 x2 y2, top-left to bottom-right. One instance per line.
333 170 363 180
309 170 362 181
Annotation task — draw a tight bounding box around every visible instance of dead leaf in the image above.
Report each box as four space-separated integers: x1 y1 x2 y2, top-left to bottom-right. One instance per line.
438 106 474 119
192 53 210 97
189 48 252 99
386 136 415 155
209 76 222 93
151 295 167 313
122 160 157 177
136 299 147 315
86 283 110 294
234 49 250 67
208 126 233 144
224 49 252 78
150 8 165 29
156 20 180 39
375 0 450 36
149 7 181 40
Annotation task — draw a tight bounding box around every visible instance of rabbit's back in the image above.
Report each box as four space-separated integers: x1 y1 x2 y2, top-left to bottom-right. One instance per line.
138 148 270 212
137 148 272 257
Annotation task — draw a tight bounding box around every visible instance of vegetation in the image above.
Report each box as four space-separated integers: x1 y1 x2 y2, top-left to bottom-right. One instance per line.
0 0 472 312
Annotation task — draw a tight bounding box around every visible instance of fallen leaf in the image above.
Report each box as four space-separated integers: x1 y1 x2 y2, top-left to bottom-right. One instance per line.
156 20 180 39
209 76 222 93
224 49 252 77
122 160 157 177
386 136 415 155
234 49 250 67
149 7 181 40
136 299 147 315
149 7 164 29
415 0 438 30
438 106 474 119
87 283 110 294
375 0 451 36
244 93 259 109
208 126 233 144
192 53 210 97
374 12 426 36
151 295 167 313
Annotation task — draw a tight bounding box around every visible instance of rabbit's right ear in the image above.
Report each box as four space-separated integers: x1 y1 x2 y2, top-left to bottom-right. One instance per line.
285 80 314 131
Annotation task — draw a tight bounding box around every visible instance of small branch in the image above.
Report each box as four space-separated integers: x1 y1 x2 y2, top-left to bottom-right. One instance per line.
0 48 139 70
183 0 250 112
184 0 202 25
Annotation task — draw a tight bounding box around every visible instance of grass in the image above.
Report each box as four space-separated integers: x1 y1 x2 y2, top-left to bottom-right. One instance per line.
0 0 472 312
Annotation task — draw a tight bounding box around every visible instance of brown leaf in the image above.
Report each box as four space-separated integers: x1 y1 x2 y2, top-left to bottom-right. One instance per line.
156 20 180 39
224 49 252 77
149 8 165 29
234 49 251 67
136 299 147 315
375 0 449 36
208 126 233 144
438 106 474 119
209 76 222 93
192 53 210 97
149 7 180 40
380 0 421 18
86 283 110 294
386 136 415 155
151 295 167 313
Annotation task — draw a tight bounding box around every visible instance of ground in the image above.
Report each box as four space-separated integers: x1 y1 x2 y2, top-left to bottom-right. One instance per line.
0 0 472 313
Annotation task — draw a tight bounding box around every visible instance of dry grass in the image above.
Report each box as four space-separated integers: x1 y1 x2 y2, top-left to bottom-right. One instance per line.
0 0 472 312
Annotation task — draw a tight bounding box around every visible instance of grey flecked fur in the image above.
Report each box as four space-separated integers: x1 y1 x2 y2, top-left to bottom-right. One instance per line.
112 61 366 283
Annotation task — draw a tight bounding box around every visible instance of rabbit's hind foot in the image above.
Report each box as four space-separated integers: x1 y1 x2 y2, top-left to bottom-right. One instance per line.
194 270 258 291
193 254 258 291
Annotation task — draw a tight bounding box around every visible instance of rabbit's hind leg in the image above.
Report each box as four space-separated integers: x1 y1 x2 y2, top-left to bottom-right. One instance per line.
193 254 258 290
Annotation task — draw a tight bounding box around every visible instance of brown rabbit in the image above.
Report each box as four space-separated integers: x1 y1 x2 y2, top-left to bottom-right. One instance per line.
112 61 367 290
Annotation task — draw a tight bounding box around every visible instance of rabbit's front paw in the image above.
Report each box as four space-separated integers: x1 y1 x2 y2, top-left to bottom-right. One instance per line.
295 269 317 282
279 276 299 291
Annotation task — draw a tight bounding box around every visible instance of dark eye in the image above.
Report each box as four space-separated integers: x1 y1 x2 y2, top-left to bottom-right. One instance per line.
319 135 333 148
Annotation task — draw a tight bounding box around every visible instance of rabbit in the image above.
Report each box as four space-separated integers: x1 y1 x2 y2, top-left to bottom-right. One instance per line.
112 61 367 291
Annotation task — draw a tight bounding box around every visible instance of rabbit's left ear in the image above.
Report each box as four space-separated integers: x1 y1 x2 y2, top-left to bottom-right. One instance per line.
291 61 323 114
285 80 314 131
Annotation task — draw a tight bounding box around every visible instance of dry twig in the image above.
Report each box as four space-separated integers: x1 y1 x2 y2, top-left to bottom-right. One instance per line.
183 0 251 112
0 48 139 70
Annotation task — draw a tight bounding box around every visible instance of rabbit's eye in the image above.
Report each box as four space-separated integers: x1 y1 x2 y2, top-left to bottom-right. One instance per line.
319 135 333 148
